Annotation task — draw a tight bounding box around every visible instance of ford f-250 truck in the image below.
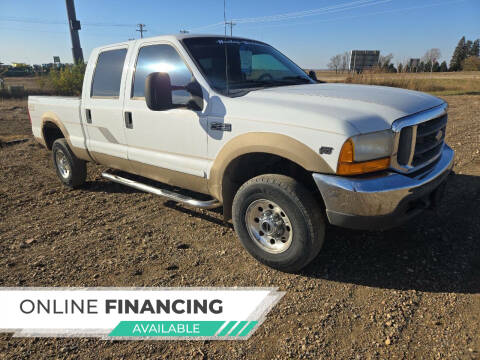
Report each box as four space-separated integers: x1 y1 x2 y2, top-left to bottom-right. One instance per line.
29 34 454 272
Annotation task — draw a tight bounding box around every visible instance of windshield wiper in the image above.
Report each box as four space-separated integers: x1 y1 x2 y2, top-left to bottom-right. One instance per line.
249 77 312 87
280 76 313 84
224 77 312 96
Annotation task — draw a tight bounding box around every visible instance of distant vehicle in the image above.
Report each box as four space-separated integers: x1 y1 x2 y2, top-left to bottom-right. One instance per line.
28 34 454 272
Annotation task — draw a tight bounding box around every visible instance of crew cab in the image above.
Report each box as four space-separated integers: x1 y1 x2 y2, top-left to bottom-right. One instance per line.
29 34 454 272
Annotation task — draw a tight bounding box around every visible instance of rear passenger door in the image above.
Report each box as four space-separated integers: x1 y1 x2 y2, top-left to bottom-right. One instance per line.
81 45 132 169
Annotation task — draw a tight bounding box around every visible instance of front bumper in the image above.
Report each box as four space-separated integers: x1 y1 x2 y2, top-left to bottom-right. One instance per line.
313 145 454 230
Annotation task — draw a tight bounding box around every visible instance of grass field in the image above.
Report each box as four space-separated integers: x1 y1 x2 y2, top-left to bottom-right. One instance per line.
2 76 44 90
2 71 480 97
311 70 480 96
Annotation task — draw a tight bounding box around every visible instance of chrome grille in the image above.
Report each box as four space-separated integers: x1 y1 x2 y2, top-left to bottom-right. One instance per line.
391 104 447 173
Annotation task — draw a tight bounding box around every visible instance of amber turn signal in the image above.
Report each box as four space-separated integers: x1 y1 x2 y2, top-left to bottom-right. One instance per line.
337 139 390 175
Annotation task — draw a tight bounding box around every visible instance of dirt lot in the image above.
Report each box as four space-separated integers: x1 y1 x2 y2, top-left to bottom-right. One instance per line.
0 95 479 359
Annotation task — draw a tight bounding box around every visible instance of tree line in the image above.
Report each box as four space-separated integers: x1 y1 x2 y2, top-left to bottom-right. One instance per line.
328 36 480 73
449 36 480 71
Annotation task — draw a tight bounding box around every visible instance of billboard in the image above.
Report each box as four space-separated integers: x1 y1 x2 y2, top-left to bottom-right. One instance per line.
409 58 420 69
349 50 380 72
53 56 61 64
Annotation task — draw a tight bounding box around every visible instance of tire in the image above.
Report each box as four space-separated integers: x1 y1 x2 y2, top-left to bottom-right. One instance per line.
232 174 325 272
52 138 86 188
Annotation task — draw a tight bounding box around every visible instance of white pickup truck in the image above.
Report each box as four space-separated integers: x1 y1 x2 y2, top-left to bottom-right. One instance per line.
29 34 454 272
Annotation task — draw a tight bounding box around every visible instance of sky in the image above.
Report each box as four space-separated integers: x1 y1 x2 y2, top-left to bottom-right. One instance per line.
0 0 478 68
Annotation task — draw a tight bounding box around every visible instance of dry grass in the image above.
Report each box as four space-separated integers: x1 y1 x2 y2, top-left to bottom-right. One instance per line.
3 72 480 97
312 70 480 96
1 76 54 99
343 73 480 95
3 76 45 90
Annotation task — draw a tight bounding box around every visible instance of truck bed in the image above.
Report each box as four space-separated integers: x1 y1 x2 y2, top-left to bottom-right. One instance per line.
28 96 84 150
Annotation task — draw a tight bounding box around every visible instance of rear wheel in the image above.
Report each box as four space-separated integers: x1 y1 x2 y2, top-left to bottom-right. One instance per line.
52 139 86 188
232 174 325 272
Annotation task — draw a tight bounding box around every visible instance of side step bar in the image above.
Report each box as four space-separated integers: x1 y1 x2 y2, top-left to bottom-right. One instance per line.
101 172 221 209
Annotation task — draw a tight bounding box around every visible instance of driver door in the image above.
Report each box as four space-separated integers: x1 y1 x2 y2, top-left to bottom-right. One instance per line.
123 41 209 188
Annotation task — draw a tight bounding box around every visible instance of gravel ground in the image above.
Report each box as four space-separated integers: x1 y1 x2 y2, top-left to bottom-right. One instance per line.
0 96 479 359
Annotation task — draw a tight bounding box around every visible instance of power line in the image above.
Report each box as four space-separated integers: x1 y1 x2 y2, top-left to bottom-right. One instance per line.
225 21 236 36
190 21 224 31
0 16 134 28
234 0 389 24
136 23 147 38
191 0 391 31
0 26 69 34
238 0 467 31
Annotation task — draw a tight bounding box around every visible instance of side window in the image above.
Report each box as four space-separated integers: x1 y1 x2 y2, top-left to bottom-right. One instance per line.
91 48 127 98
132 44 192 104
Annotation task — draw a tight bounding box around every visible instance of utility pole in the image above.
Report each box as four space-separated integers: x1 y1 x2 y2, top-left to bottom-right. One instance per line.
225 21 236 37
136 24 147 38
65 0 83 64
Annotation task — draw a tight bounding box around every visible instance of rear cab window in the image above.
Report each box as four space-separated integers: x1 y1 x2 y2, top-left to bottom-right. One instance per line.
91 48 128 98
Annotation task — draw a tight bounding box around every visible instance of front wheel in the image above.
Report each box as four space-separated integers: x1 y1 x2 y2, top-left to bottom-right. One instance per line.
232 174 325 272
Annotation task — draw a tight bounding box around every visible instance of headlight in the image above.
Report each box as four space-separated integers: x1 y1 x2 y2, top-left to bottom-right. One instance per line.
351 130 393 161
337 130 393 175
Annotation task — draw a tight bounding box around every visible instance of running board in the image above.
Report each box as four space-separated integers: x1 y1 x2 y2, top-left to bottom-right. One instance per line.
101 172 221 209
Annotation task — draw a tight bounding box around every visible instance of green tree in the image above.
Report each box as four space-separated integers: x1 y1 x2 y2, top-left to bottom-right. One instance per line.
387 63 397 73
422 48 441 73
424 61 432 72
48 62 86 96
432 61 440 72
439 61 448 72
471 39 480 57
465 40 473 55
450 36 467 71
462 56 480 71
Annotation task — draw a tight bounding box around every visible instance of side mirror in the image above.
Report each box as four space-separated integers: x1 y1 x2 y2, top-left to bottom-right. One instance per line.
308 70 318 82
145 72 174 111
145 72 204 112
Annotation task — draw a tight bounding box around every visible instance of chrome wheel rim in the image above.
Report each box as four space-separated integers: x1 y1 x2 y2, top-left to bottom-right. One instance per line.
55 150 71 179
245 199 293 254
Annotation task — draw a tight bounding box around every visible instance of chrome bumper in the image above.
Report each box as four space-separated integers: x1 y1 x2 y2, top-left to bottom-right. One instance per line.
313 145 455 230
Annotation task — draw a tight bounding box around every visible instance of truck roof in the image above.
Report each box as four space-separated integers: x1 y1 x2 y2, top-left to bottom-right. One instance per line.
92 34 259 52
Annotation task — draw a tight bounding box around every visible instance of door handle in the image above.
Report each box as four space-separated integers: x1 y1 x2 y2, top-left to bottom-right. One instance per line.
125 111 133 129
86 109 92 124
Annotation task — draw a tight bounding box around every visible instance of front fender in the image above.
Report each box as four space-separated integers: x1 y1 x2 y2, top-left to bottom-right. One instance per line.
208 132 335 201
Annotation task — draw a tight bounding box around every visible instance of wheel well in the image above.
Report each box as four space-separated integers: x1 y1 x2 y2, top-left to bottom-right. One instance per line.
221 153 323 220
42 122 64 150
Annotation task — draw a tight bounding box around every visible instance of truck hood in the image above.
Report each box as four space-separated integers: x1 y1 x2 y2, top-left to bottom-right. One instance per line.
221 83 444 135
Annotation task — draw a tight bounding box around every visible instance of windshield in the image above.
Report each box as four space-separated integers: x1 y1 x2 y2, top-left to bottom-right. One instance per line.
182 37 314 95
